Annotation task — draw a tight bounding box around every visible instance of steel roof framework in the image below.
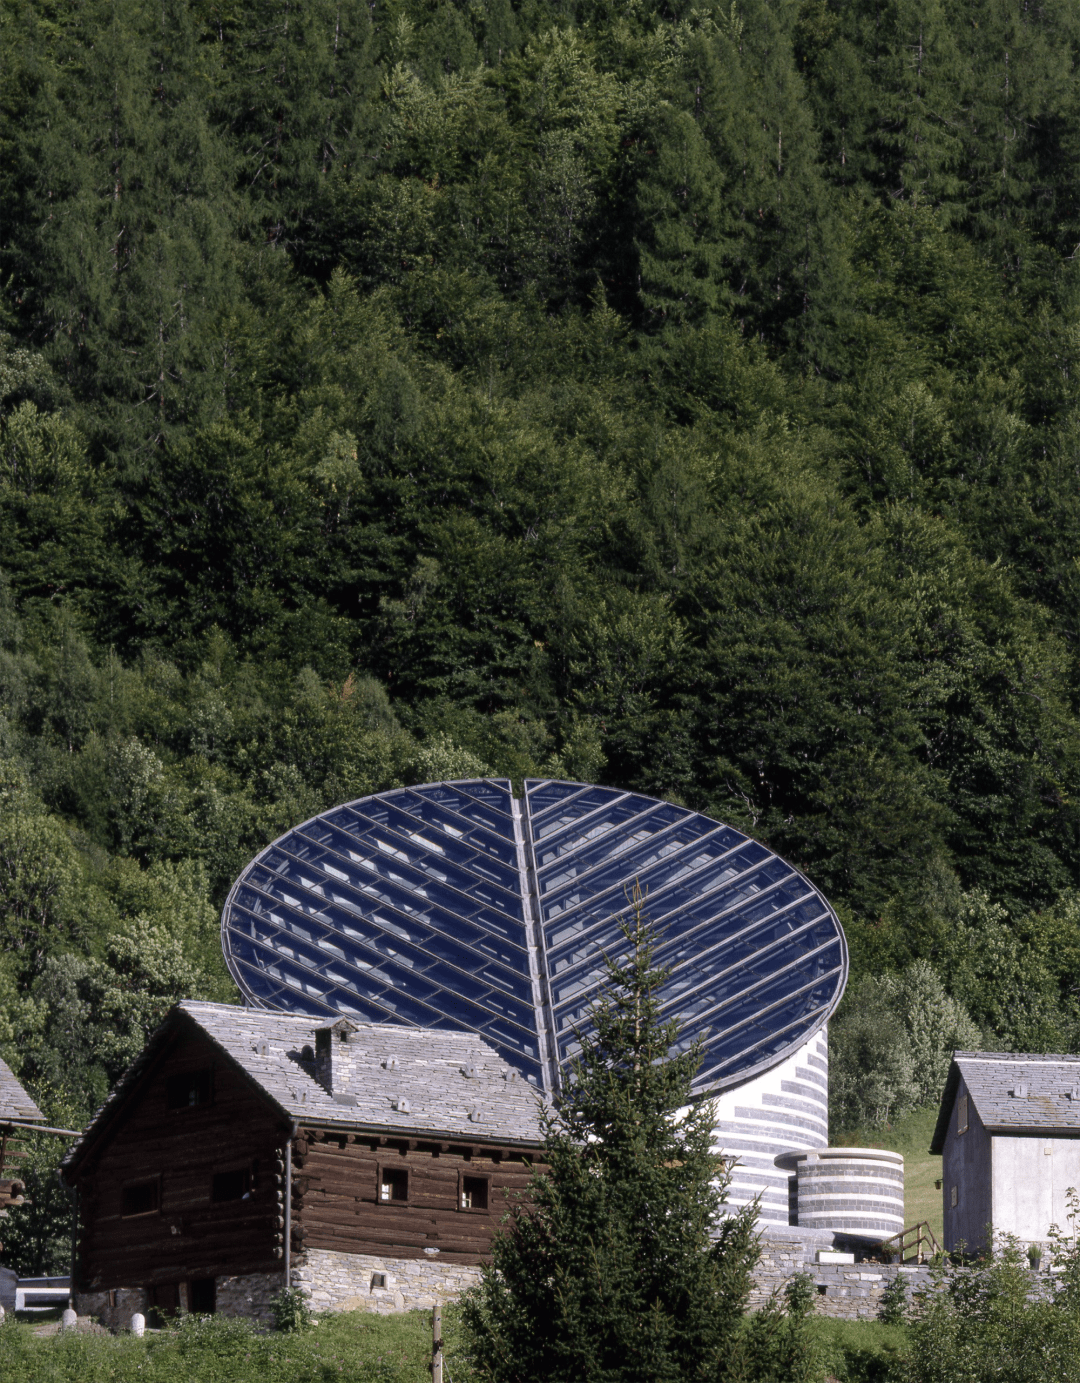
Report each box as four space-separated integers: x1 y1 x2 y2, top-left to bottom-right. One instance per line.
221 779 848 1097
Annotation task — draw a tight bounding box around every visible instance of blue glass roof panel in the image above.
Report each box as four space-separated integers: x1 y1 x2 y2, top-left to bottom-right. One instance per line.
221 779 846 1097
524 779 590 814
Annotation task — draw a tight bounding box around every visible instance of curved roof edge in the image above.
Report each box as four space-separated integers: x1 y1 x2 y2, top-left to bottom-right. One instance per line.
221 778 848 1100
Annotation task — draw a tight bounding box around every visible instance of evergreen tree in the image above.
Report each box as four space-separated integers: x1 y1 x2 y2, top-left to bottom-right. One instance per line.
460 889 765 1383
204 0 381 270
6 0 240 457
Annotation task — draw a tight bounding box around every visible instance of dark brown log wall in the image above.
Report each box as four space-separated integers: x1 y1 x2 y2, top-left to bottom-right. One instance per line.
74 1030 287 1290
294 1129 541 1266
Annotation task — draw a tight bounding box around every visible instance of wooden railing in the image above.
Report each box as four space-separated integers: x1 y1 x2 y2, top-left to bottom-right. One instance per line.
879 1220 941 1264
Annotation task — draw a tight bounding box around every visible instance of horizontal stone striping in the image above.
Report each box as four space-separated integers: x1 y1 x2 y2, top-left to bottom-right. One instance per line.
780 1079 828 1105
799 1164 902 1182
734 1106 829 1135
799 1177 904 1196
762 1092 831 1118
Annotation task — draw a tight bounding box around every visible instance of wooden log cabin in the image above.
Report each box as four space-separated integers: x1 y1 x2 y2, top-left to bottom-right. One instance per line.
0 1055 44 1235
62 1001 545 1325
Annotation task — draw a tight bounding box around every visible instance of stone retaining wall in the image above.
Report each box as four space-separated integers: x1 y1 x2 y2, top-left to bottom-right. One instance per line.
750 1234 934 1319
76 1271 287 1329
88 1236 1062 1329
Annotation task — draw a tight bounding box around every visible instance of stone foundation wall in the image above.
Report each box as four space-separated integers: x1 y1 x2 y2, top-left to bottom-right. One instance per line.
76 1272 285 1329
216 1270 286 1324
290 1249 482 1315
75 1286 148 1331
76 1238 974 1329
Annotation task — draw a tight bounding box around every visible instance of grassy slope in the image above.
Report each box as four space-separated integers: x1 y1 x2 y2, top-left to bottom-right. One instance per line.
833 1105 944 1248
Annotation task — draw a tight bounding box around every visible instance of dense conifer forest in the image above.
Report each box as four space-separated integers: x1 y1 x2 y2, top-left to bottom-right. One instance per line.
4 0 1080 1264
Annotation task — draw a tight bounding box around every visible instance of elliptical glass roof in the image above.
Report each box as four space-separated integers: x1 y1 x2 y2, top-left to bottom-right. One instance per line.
221 779 847 1096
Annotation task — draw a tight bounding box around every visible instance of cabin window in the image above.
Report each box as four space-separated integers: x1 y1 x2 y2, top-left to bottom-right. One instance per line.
167 1068 212 1110
951 1185 958 1207
211 1168 251 1203
122 1180 160 1217
379 1167 408 1203
460 1175 490 1211
188 1278 216 1314
958 1095 968 1135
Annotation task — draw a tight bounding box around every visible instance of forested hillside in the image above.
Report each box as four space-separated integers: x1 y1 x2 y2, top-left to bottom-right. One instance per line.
4 0 1080 1261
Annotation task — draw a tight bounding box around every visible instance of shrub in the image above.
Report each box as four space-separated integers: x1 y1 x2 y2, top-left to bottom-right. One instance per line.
737 1275 818 1383
878 1275 907 1325
909 1235 1080 1382
269 1287 314 1333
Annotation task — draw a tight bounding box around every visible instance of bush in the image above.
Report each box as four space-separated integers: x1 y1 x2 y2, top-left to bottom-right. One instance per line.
811 1319 909 1382
269 1287 313 1334
878 1275 907 1325
909 1236 1080 1382
736 1274 818 1383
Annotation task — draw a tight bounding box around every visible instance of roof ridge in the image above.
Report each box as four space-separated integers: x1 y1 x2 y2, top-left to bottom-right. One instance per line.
177 999 505 1040
956 1051 1080 1064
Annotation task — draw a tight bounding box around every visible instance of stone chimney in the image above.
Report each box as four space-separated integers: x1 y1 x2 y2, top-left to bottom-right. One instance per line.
313 1018 360 1097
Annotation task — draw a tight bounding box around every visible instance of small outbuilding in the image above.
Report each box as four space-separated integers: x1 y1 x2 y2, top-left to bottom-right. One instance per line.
932 1051 1080 1253
63 1001 545 1326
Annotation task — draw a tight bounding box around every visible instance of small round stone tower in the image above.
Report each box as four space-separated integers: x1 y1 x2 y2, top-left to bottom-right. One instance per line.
776 1147 905 1239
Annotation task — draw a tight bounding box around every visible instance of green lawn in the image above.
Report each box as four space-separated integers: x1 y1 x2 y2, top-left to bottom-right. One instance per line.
833 1104 944 1249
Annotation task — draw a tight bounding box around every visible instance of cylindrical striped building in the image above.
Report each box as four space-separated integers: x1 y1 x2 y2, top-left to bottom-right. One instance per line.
775 1147 905 1237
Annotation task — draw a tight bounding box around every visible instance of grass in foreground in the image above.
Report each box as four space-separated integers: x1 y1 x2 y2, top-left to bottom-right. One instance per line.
811 1317 909 1382
0 1309 434 1383
0 1308 911 1383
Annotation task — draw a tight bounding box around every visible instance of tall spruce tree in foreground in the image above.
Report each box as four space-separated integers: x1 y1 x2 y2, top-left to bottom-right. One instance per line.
460 888 784 1383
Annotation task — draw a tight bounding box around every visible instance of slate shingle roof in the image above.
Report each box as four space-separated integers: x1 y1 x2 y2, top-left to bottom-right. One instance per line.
64 1001 545 1173
931 1051 1080 1153
0 1054 43 1123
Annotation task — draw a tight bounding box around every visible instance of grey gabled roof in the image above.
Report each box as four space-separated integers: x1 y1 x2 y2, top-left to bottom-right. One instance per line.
0 1054 43 1123
65 1001 545 1174
932 1051 1080 1153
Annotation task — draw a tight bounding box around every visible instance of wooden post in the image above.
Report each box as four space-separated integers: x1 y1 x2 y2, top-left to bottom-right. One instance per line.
68 1186 78 1310
432 1302 443 1383
284 1121 297 1289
